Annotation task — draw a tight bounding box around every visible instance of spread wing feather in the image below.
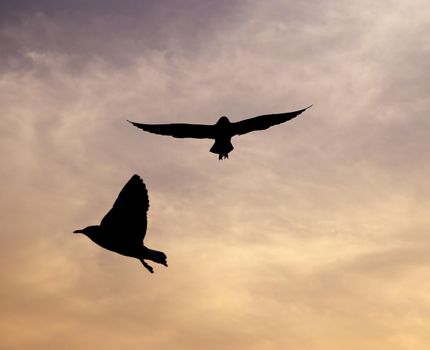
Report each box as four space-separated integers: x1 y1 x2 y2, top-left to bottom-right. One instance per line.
100 174 149 242
232 105 312 136
128 120 215 139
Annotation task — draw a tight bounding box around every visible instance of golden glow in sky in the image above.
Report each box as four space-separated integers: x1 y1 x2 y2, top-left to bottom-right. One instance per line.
1 1 430 349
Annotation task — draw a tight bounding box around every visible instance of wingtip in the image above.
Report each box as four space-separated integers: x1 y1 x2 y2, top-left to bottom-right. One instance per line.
128 174 146 189
296 104 312 115
131 174 142 181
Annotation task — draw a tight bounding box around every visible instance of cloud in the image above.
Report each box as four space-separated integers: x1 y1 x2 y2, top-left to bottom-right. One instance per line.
1 0 430 349
0 0 247 74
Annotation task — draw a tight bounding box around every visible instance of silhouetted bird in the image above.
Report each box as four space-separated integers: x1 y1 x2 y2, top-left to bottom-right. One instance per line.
73 174 167 273
128 105 312 159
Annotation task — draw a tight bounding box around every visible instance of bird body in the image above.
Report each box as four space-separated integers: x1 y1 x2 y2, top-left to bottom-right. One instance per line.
209 116 234 158
74 175 167 273
128 105 312 159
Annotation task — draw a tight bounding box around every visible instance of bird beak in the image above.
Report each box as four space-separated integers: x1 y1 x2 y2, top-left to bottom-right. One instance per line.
73 229 83 234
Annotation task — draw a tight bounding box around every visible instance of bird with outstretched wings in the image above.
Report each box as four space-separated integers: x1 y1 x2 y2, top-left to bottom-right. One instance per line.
128 105 312 159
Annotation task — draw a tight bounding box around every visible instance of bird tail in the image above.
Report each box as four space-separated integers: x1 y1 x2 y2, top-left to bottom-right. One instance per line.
145 247 168 267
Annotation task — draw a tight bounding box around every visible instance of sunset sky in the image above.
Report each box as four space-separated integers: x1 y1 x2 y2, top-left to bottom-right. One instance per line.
1 1 430 349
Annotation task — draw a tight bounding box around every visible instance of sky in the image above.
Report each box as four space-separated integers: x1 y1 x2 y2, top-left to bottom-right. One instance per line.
1 0 430 349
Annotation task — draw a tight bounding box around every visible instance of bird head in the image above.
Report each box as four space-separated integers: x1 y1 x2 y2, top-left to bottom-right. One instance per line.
216 116 230 126
73 225 99 237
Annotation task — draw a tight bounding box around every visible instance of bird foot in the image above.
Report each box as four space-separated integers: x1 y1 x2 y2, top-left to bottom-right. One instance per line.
218 154 228 160
140 259 154 273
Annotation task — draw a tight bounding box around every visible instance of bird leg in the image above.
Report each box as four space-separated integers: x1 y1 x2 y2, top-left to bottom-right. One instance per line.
218 153 228 160
140 259 154 273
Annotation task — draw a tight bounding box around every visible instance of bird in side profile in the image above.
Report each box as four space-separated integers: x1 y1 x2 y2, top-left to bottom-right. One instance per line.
73 174 167 273
128 105 312 160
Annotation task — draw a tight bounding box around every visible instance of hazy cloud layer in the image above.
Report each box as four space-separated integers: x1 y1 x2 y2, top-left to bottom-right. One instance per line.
1 0 430 349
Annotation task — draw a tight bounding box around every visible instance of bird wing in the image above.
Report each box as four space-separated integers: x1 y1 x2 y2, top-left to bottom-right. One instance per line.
231 105 312 136
128 120 215 139
100 174 149 242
